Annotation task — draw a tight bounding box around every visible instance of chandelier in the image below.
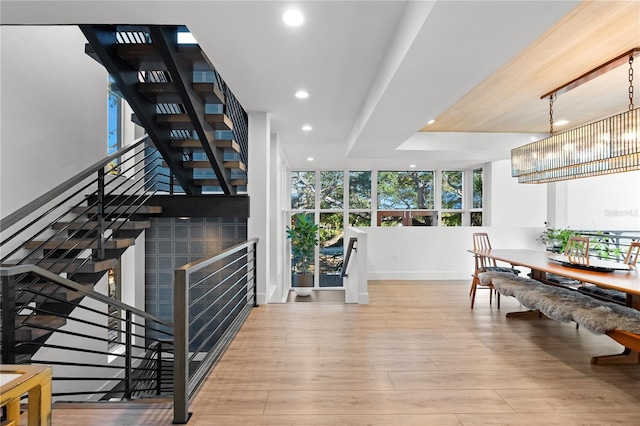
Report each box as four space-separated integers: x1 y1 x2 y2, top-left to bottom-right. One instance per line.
511 49 640 183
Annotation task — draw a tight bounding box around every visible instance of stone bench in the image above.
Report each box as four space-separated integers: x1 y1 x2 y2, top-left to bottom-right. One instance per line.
479 271 640 353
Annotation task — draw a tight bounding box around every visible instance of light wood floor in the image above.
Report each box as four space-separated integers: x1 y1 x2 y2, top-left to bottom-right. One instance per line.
49 280 640 425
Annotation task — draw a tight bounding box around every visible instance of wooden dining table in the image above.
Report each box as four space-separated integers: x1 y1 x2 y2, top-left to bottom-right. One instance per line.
470 248 640 364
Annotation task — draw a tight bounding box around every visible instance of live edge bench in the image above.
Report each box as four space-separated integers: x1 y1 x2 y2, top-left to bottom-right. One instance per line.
480 271 640 363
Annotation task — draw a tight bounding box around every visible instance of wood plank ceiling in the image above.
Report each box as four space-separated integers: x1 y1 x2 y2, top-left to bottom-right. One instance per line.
423 1 640 134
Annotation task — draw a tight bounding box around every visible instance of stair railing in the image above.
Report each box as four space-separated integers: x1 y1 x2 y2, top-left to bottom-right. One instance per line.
173 238 259 424
340 237 358 278
0 135 171 277
0 264 174 400
1 238 260 408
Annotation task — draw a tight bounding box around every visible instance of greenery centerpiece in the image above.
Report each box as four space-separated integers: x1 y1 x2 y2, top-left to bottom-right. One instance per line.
286 213 319 295
537 227 576 253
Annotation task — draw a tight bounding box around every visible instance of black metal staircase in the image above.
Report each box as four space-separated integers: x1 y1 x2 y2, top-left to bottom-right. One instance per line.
81 24 248 196
0 25 253 413
0 136 165 364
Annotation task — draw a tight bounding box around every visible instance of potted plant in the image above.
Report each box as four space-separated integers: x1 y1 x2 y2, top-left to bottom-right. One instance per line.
537 227 576 253
286 213 319 296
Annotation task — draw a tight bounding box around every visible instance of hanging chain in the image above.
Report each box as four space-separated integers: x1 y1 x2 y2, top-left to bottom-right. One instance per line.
549 93 556 136
629 56 635 111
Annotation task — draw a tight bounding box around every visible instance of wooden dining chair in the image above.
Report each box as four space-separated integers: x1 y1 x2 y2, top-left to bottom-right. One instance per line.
576 241 639 306
564 236 590 262
470 233 520 309
624 241 640 268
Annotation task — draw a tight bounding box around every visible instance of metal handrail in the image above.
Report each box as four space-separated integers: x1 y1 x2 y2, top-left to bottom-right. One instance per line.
0 134 175 286
173 238 258 424
0 264 172 328
1 264 174 400
0 134 151 231
340 237 358 278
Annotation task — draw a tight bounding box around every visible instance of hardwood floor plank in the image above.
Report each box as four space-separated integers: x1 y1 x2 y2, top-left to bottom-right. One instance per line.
189 414 463 425
48 280 640 425
495 387 640 413
203 371 395 391
457 412 640 425
262 389 515 415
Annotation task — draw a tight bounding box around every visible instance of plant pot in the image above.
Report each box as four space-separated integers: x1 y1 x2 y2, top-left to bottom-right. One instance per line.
292 273 313 297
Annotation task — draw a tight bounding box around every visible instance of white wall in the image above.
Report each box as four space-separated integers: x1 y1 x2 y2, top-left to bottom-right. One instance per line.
0 26 106 217
365 226 543 280
564 171 640 230
267 133 287 303
247 112 270 305
487 160 546 227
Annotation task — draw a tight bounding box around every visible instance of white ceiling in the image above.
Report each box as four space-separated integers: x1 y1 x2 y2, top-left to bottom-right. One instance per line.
3 1 638 170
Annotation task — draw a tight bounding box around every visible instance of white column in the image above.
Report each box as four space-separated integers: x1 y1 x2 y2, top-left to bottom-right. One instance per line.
547 181 568 229
267 133 285 303
247 112 270 305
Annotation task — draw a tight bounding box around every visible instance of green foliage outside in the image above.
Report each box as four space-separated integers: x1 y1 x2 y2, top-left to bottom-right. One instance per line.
291 171 315 210
589 231 624 261
320 171 344 210
292 169 483 227
349 171 371 209
441 171 462 209
377 171 434 209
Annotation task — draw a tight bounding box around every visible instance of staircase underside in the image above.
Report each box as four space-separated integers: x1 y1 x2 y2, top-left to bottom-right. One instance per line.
82 24 248 196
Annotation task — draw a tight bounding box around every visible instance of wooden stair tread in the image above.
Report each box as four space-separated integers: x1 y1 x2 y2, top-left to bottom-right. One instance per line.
192 178 247 186
51 220 151 231
70 205 162 215
116 43 214 71
138 82 225 104
223 161 247 172
170 138 240 153
34 258 117 274
156 113 233 130
18 282 92 303
168 160 246 171
16 315 67 340
25 238 135 250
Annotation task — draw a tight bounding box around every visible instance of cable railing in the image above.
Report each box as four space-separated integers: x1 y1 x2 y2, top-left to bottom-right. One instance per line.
1 236 260 415
0 264 174 400
0 134 171 276
173 238 258 424
574 230 639 262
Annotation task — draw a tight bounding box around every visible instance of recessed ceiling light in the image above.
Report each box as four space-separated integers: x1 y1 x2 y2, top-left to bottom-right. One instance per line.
554 119 570 126
295 90 309 99
307 157 314 162
409 164 416 168
283 9 304 27
427 119 435 125
302 125 313 131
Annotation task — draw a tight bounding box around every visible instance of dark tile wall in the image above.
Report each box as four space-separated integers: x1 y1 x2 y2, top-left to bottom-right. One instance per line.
145 217 248 332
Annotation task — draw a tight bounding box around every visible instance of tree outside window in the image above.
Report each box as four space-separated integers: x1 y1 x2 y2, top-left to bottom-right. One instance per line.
349 171 371 209
320 171 343 210
471 168 483 226
377 171 434 209
291 171 315 210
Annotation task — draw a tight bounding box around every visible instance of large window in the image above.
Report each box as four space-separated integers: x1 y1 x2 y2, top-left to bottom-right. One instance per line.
471 168 484 226
441 171 463 226
348 171 371 226
107 76 122 155
377 171 434 210
377 171 436 226
289 168 485 286
291 171 315 210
